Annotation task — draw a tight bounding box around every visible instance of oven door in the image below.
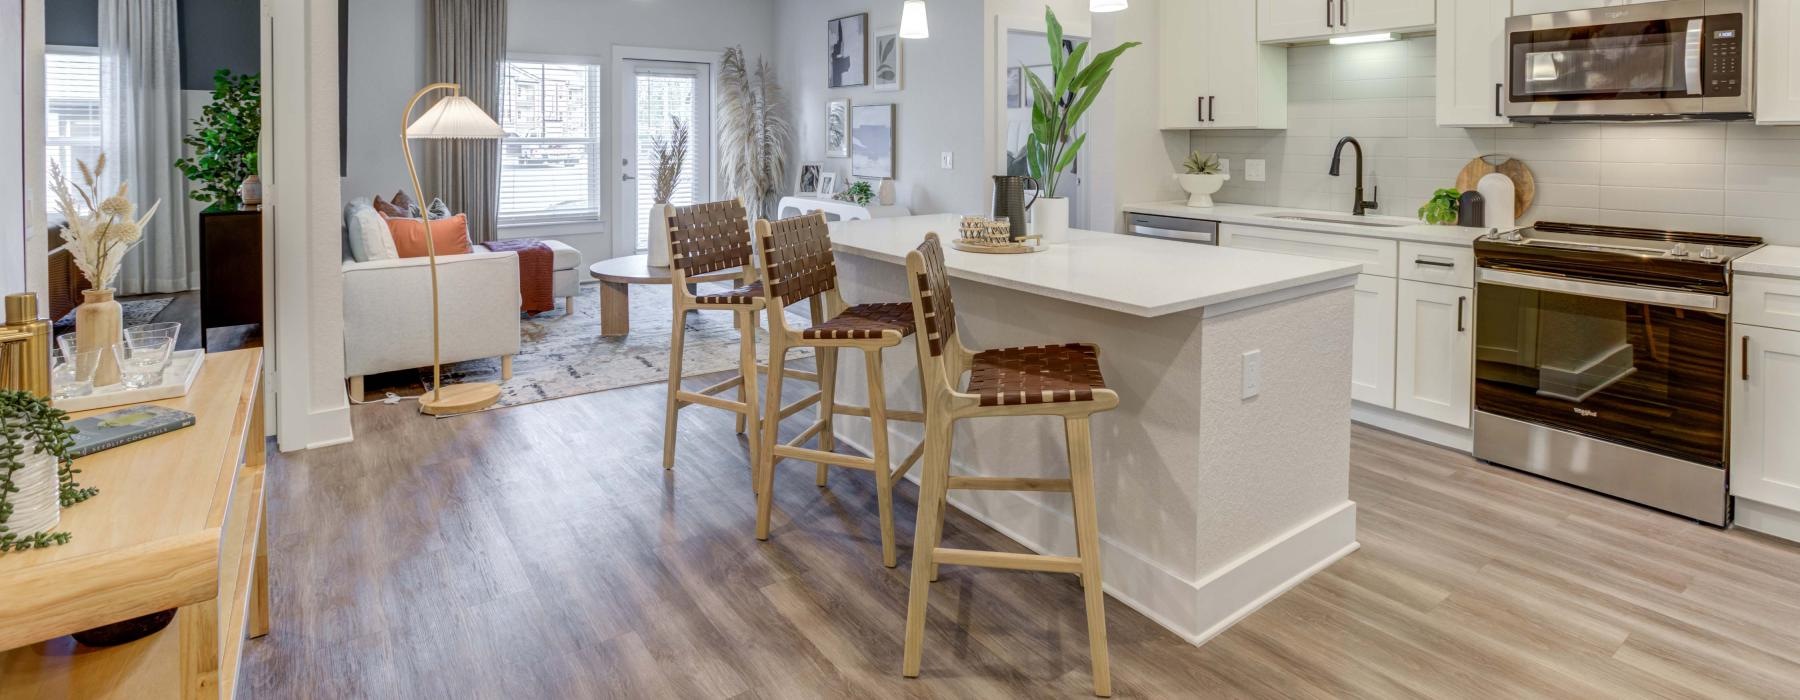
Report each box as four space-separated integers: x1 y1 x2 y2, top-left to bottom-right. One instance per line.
1474 269 1729 468
1505 0 1749 120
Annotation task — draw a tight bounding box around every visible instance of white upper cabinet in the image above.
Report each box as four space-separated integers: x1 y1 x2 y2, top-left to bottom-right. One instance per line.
1758 0 1800 124
1160 0 1288 130
1260 0 1434 44
1436 0 1515 127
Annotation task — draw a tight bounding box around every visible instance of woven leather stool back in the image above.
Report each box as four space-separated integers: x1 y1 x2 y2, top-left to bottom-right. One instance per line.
759 213 837 305
668 199 753 276
909 233 958 358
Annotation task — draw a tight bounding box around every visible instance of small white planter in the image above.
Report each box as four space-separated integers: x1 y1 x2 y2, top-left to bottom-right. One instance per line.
1032 196 1070 243
2 449 61 537
1174 172 1229 208
647 203 672 268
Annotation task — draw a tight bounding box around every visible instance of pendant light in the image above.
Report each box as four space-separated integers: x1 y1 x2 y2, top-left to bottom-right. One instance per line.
900 0 930 39
1091 0 1128 12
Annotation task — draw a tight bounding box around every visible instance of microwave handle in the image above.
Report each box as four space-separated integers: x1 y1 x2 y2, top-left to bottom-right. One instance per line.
1685 18 1703 95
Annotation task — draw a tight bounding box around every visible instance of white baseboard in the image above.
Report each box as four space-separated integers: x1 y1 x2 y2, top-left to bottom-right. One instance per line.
832 431 1358 645
292 402 353 451
1734 497 1800 544
1352 401 1472 453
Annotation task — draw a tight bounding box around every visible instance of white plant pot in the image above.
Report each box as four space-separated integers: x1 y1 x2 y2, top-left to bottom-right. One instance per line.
1 449 61 537
1174 173 1229 208
647 203 672 268
1032 196 1070 243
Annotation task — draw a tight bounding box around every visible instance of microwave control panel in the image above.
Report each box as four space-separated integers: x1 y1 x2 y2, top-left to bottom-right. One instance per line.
1705 14 1743 97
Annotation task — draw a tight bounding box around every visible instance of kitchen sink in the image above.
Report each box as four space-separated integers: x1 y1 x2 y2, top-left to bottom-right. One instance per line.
1261 212 1406 228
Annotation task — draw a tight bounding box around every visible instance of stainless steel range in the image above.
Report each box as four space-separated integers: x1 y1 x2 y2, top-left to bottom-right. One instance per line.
1472 222 1763 525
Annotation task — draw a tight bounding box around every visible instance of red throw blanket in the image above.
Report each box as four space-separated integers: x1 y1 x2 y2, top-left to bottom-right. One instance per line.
484 239 556 314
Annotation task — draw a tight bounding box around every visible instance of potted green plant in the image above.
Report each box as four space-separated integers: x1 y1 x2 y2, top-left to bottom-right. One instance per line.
1022 7 1139 242
0 390 94 553
836 180 876 206
175 70 261 212
1418 188 1460 225
1175 151 1229 208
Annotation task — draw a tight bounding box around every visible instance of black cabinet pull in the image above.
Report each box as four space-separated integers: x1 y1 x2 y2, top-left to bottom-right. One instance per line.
1340 0 1347 27
1326 0 1333 27
1414 258 1456 269
1198 96 1205 123
1743 335 1751 381
1457 296 1467 333
1494 83 1502 117
1208 95 1216 122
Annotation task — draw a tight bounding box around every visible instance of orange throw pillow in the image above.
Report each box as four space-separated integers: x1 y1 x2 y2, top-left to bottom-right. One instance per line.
385 213 473 258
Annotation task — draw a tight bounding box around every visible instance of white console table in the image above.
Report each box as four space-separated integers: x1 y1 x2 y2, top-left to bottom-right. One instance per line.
776 196 911 221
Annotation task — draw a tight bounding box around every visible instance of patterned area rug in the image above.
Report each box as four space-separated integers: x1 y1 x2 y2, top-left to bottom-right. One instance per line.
422 282 811 412
51 296 174 335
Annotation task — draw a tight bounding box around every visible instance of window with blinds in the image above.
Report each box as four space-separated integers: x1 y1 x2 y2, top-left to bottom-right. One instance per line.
45 47 102 218
498 60 603 224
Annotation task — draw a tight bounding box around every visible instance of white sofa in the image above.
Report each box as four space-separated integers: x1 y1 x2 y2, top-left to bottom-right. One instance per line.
342 247 522 396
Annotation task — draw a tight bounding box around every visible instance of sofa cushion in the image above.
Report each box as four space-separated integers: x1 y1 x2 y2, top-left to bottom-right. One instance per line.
345 198 400 262
386 213 473 257
539 239 581 270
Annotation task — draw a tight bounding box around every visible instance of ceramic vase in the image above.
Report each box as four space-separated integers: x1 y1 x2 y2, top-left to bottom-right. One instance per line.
1174 172 1229 208
647 203 672 268
1032 196 1070 243
75 288 122 387
238 175 263 209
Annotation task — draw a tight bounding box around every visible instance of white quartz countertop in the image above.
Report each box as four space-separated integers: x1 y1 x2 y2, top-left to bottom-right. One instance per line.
828 214 1361 318
1736 245 1800 279
1123 200 1492 246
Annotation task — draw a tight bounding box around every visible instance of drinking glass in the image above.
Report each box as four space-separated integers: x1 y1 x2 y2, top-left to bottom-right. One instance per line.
51 346 103 400
116 336 174 389
125 321 181 344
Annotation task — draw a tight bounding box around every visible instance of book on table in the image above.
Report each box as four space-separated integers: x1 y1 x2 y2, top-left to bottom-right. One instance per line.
66 405 197 458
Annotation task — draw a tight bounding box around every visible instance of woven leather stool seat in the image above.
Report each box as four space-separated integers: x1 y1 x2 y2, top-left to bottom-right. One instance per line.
802 302 917 341
693 281 764 306
967 343 1107 407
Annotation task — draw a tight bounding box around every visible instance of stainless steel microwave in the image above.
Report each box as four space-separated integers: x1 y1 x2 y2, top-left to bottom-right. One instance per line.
1504 0 1751 122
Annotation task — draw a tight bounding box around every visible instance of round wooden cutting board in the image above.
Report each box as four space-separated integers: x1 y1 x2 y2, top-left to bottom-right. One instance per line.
1454 155 1535 219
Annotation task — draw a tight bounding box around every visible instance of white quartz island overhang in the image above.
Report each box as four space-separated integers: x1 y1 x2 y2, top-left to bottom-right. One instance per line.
820 214 1364 645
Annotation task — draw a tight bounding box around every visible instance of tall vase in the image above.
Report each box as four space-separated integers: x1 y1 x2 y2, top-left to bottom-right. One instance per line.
1032 196 1070 244
647 203 672 268
75 289 122 387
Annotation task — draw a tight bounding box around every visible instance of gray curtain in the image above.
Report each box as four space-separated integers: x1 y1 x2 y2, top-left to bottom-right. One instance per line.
423 0 506 244
101 0 195 294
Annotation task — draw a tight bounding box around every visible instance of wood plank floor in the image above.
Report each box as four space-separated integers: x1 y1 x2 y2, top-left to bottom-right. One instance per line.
240 369 1800 698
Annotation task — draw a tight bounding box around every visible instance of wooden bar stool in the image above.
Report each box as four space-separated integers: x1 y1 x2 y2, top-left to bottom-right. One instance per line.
899 232 1120 697
661 199 770 481
753 213 924 567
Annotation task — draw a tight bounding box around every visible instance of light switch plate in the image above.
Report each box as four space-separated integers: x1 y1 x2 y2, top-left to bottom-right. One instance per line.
1241 349 1262 399
1219 158 1230 176
940 152 954 169
1246 159 1267 182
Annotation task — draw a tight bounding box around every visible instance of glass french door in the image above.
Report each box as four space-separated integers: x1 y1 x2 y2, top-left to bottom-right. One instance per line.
616 59 711 255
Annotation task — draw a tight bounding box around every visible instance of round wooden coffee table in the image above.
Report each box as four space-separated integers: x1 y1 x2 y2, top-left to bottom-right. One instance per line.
588 254 747 337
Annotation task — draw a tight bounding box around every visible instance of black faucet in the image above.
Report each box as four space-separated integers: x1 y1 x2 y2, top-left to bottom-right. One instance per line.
1328 136 1379 216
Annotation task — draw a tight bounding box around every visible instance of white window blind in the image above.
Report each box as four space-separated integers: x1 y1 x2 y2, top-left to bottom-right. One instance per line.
633 71 699 250
499 60 603 224
45 47 102 218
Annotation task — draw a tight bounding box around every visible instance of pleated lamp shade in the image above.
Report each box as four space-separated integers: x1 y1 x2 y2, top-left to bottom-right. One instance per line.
405 95 505 140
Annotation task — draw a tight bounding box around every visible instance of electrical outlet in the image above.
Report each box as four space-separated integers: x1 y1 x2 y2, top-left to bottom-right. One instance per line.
1246 159 1267 182
1241 350 1262 399
940 151 954 169
1219 158 1230 176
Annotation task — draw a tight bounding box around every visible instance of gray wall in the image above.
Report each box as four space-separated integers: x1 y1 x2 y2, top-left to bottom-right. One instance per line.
42 0 260 90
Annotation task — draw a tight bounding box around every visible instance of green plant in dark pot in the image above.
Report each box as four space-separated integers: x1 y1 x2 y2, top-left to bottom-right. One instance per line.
0 391 93 553
1418 188 1460 225
175 70 261 211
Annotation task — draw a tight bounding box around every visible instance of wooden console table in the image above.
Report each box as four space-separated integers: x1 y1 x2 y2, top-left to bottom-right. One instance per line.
0 349 268 698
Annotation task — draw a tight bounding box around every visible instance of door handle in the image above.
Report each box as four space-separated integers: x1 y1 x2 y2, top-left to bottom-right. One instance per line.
1495 83 1502 117
622 173 636 181
1743 334 1751 381
1457 296 1467 333
1208 95 1216 122
1326 0 1333 27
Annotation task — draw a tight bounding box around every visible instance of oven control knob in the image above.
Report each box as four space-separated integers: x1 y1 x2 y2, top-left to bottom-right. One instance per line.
1501 229 1524 242
1670 243 1691 257
1700 245 1720 260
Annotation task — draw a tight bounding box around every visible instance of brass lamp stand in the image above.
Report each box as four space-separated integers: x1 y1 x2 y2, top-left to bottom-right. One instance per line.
399 82 507 415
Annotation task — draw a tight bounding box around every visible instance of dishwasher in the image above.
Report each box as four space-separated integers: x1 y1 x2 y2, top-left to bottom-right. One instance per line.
1125 212 1220 245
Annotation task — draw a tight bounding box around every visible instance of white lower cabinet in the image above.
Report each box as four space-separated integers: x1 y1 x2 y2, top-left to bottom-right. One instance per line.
1352 275 1398 408
1395 279 1473 429
1732 323 1800 512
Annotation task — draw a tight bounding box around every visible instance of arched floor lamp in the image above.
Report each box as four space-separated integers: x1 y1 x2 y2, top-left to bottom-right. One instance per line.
401 82 506 415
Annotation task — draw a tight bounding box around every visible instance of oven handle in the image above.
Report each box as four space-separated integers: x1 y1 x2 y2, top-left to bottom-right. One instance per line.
1476 268 1721 312
1685 18 1704 96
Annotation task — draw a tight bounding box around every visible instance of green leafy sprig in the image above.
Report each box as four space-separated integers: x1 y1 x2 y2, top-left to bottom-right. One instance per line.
1418 188 1461 225
0 391 91 553
175 70 261 212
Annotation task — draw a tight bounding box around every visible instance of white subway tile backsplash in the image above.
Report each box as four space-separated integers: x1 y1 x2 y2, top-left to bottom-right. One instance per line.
1189 36 1800 245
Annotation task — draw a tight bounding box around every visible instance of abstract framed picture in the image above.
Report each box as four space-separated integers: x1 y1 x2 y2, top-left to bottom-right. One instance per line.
873 27 902 92
797 163 823 196
851 104 895 180
826 99 850 158
828 13 868 88
817 171 838 197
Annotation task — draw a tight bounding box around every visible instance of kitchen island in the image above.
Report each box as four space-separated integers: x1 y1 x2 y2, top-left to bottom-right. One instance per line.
819 214 1362 644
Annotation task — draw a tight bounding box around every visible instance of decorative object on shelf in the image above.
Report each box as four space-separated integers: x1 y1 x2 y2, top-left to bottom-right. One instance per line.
876 178 896 206
817 171 838 197
797 162 824 196
1092 0 1129 12
900 0 929 39
237 152 262 210
1022 7 1140 242
836 180 876 206
1418 187 1461 225
992 175 1041 239
1175 151 1229 207
0 390 95 553
719 46 792 218
53 348 206 413
646 116 689 268
825 99 850 158
852 104 895 179
1453 154 1534 219
50 153 162 388
874 26 903 91
399 82 508 416
1477 172 1517 231
828 13 869 88
66 405 195 459
954 215 1043 254
1458 190 1487 228
174 70 261 211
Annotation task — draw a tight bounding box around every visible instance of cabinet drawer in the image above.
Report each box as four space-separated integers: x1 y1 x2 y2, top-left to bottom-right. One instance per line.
1735 275 1800 333
1398 242 1473 288
1220 224 1398 277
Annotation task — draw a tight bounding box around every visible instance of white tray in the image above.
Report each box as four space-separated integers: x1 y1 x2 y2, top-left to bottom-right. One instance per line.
54 349 207 413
